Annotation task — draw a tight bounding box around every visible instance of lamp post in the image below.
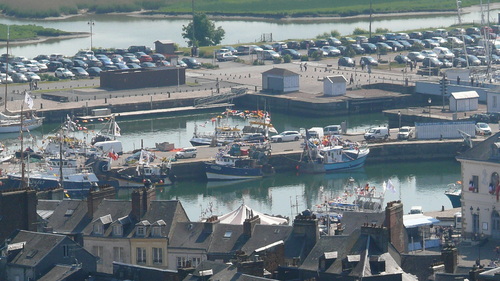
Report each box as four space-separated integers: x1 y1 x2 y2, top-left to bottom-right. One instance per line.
88 20 95 51
176 65 180 91
398 111 401 129
428 98 432 118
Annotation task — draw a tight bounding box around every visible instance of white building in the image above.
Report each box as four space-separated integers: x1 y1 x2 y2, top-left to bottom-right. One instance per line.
261 68 299 93
449 91 479 112
456 132 500 239
323 75 347 96
486 87 500 113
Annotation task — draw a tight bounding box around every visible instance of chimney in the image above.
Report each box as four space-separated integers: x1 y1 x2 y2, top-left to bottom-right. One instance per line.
292 210 319 259
131 187 155 220
87 186 116 218
361 224 389 253
203 215 219 233
237 259 264 277
243 215 260 237
441 246 458 274
384 200 407 253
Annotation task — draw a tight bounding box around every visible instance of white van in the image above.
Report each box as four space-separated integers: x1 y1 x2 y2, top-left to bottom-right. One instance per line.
364 126 390 140
324 125 342 136
307 127 324 140
94 140 123 155
432 47 455 59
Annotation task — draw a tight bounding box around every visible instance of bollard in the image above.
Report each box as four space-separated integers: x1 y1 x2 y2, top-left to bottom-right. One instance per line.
40 103 43 109
94 96 96 100
105 98 107 103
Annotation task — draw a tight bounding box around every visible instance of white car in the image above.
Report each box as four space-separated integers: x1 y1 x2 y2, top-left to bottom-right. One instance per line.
175 147 197 159
271 131 302 142
55 68 75 79
475 122 492 135
397 126 413 140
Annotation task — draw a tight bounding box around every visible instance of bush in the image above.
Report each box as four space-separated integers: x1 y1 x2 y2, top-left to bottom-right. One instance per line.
311 51 323 61
282 54 292 63
411 42 424 51
253 60 264 65
201 63 218 69
273 56 283 64
330 30 341 37
300 55 309 61
353 27 368 35
375 28 390 33
40 74 58 81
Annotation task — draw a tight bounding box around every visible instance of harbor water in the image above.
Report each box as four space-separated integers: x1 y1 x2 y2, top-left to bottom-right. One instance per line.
0 110 461 223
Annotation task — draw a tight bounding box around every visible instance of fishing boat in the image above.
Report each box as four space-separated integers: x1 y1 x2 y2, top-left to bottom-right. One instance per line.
43 115 88 156
190 124 242 146
297 135 370 174
113 150 174 187
205 143 274 180
0 112 43 133
6 157 101 191
444 181 462 208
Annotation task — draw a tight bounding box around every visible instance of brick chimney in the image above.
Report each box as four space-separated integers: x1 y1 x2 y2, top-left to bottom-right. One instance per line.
131 187 155 220
87 186 116 218
237 259 264 277
203 215 219 234
384 200 407 253
243 215 261 237
292 210 319 259
441 245 458 274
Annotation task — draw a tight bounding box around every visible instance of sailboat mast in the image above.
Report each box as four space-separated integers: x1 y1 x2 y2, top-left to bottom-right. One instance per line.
4 25 9 112
20 92 25 189
59 126 64 190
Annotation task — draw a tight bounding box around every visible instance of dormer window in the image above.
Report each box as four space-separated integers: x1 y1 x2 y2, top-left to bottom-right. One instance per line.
152 226 162 237
93 224 103 235
113 224 123 236
136 226 146 237
224 231 232 238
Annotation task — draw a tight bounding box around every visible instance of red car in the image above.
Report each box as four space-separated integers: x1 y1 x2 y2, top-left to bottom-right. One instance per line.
139 55 153 63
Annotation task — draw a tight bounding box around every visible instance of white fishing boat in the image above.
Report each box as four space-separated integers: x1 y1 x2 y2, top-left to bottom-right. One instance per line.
114 149 174 187
0 111 43 133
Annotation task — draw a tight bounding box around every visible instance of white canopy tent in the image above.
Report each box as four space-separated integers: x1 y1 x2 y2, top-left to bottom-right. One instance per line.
216 204 288 225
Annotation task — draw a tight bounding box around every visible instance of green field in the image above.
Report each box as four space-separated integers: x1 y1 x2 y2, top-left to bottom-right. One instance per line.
0 24 70 41
1 0 498 18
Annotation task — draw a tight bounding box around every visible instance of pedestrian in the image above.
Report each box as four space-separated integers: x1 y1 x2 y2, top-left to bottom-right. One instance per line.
409 61 413 71
361 60 365 70
471 77 474 86
350 74 354 85
457 76 460 85
304 63 307 71
495 246 500 260
300 63 303 72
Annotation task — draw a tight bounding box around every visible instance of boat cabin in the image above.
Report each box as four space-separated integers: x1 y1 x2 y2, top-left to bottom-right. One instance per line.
319 146 344 163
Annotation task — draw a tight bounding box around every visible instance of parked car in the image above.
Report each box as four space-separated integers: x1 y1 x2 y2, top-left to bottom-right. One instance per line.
321 46 341 56
361 43 377 54
181 57 202 68
421 50 438 58
369 34 386 43
438 58 453 68
281 49 301 59
87 66 102 76
397 126 413 140
394 54 410 64
407 52 425 62
315 39 329 47
308 47 326 57
0 73 13 84
360 56 378 66
271 131 302 142
475 122 492 135
327 37 342 46
469 113 490 123
11 72 28 83
350 44 365 54
73 59 88 69
150 53 166 62
217 53 238 62
286 41 300 49
175 147 197 159
239 133 266 143
453 57 468 67
71 67 89 77
338 57 355 67
300 40 315 49
55 68 75 79
25 72 41 82
375 42 392 52
422 57 443 68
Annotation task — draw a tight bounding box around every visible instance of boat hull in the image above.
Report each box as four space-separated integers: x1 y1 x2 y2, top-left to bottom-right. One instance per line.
445 191 461 208
205 163 264 180
0 119 43 133
6 175 96 191
298 153 368 174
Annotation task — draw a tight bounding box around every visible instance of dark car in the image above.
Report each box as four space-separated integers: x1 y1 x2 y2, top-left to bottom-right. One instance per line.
286 41 300 49
300 40 315 49
361 43 377 54
464 55 481 66
87 66 102 77
338 57 355 67
72 59 88 69
453 57 468 67
350 44 365 54
12 73 28 83
181 57 201 69
385 40 404 51
409 31 423 39
488 113 500 123
469 113 490 123
398 40 412 50
58 58 74 68
126 63 141 69
360 56 378 66
438 58 453 68
423 39 440 48
315 39 329 47
128 45 152 54
394 54 410 64
466 27 480 35
281 49 301 59
327 37 342 47
307 47 325 57
151 53 166 62
239 133 265 143
71 67 89 77
422 57 443 68
375 42 392 52
368 34 386 43
47 61 64 72
260 44 273 50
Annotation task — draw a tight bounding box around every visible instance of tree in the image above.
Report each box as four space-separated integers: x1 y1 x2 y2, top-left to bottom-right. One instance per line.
182 13 225 47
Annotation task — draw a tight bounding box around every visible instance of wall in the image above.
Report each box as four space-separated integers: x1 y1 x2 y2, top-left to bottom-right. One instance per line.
100 67 186 90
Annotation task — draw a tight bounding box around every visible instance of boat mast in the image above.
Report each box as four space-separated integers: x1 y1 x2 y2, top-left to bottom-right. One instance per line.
20 91 25 189
4 25 9 112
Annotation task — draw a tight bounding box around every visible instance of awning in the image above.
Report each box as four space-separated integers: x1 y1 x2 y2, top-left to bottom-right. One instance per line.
403 214 440 228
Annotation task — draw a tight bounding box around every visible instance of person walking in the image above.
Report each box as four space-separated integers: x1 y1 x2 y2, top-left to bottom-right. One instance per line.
350 74 354 85
304 63 308 71
300 63 303 72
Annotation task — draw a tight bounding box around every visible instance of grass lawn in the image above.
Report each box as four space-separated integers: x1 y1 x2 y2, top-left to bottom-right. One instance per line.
0 24 70 41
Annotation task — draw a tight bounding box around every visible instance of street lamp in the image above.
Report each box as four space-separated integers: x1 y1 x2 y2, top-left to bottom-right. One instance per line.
398 111 401 129
428 98 432 118
88 20 95 51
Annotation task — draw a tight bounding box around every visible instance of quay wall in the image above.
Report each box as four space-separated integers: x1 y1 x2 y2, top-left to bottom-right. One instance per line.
170 140 466 181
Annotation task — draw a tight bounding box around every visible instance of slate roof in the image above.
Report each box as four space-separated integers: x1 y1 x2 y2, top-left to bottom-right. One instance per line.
169 221 212 250
183 261 278 281
37 264 81 281
340 211 386 235
262 68 298 77
241 224 292 255
7 230 67 266
325 75 348 83
82 199 132 236
44 199 91 235
208 223 246 254
456 132 500 162
299 235 350 271
139 200 189 238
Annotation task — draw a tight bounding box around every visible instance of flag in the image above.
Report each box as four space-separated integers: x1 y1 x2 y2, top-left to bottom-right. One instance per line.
387 179 396 193
24 92 34 109
113 122 121 137
108 149 119 160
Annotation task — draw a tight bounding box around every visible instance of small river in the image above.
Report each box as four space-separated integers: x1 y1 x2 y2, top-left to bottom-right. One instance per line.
1 110 461 222
0 6 498 58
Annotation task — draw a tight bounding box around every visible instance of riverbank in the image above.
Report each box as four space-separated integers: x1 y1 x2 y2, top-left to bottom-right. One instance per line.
0 32 89 46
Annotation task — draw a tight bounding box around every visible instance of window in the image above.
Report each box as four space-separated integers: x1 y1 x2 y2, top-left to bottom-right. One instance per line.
469 175 479 193
136 226 145 237
63 245 69 257
92 246 103 264
153 247 163 264
224 231 232 238
113 225 123 236
177 257 187 268
137 247 146 263
494 96 498 108
192 257 201 267
93 224 103 235
152 226 162 237
113 247 124 263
